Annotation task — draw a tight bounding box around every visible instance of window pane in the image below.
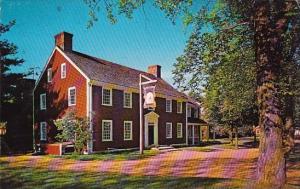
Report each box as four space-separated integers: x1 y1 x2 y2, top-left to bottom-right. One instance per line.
40 94 46 110
68 88 76 106
102 121 112 141
40 122 46 141
124 121 132 140
124 92 131 108
47 68 52 82
166 123 172 138
177 123 182 138
103 89 111 105
61 64 66 78
177 102 182 113
166 99 172 112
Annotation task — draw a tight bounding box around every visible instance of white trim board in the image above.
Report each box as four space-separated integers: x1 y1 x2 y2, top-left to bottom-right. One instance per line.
33 46 90 91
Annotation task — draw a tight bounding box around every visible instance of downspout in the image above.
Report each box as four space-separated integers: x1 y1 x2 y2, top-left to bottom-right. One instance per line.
185 102 188 145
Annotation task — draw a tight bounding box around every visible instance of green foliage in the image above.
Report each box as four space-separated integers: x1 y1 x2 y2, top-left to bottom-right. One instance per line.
0 20 26 122
54 111 91 154
172 1 257 128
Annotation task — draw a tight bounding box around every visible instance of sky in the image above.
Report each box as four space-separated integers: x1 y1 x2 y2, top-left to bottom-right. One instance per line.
1 0 193 85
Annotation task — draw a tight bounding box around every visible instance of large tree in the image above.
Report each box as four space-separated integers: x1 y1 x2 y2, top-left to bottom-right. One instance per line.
0 21 24 122
84 0 300 186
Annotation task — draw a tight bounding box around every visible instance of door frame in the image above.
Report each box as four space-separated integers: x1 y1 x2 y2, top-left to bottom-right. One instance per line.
144 111 159 147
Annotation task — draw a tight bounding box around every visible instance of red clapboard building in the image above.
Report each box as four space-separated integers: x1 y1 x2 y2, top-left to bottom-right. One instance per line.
34 32 209 154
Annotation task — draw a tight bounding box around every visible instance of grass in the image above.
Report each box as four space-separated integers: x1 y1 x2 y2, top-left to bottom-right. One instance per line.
49 149 159 161
0 161 246 189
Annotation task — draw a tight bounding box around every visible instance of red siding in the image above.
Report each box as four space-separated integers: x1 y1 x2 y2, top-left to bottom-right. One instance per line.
34 49 87 144
92 86 186 151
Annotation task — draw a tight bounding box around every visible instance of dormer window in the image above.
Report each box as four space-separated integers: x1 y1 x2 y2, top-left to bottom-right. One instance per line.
61 63 66 79
47 68 52 83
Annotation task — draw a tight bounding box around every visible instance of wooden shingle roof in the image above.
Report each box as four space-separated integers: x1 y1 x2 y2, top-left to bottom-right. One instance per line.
64 50 188 99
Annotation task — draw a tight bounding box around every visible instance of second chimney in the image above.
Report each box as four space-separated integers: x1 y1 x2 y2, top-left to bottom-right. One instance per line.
147 65 161 78
55 32 73 51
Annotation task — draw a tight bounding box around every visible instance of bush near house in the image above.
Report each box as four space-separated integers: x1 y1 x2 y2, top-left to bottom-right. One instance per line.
54 111 91 154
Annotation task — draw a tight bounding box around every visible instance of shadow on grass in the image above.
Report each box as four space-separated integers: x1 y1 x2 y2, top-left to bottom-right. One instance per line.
0 164 246 189
50 149 159 162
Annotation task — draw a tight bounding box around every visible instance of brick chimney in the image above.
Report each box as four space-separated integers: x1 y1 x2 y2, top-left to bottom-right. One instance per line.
54 32 73 51
147 65 161 78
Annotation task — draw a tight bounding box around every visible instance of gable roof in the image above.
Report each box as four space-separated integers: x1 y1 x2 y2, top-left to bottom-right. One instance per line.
62 49 188 99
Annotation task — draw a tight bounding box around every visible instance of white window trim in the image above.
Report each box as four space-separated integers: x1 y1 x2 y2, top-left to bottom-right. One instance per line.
47 68 52 83
166 99 172 113
123 92 132 108
187 106 192 117
102 120 113 141
124 121 133 141
195 108 199 118
40 93 46 110
68 87 76 106
177 101 183 114
102 88 112 106
40 122 47 141
166 122 172 139
61 63 66 79
177 123 183 138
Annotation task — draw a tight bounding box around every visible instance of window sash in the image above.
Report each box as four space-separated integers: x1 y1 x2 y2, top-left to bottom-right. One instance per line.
177 123 183 138
102 120 112 141
187 106 192 117
68 87 76 106
47 68 52 82
195 108 199 118
123 92 132 108
177 101 182 113
102 88 112 106
61 63 66 78
40 122 47 141
166 99 172 112
40 93 46 110
124 121 132 140
166 123 172 139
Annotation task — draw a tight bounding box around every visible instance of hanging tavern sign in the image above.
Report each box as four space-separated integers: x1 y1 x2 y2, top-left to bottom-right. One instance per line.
143 85 156 109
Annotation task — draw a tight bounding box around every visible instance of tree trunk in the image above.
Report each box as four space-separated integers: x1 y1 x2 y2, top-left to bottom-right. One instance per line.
235 126 238 149
0 60 2 122
254 1 291 187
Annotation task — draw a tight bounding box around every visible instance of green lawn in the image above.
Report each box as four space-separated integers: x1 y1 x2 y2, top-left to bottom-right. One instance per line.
0 160 246 189
49 149 159 161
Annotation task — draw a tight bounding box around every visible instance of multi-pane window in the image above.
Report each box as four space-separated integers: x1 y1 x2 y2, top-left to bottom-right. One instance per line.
124 121 133 140
102 120 112 141
187 106 192 117
68 87 76 106
177 101 182 113
102 88 112 106
177 123 183 138
40 122 47 141
123 92 132 108
166 99 172 112
195 108 199 118
40 93 46 110
47 68 52 83
166 122 172 139
61 63 66 79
